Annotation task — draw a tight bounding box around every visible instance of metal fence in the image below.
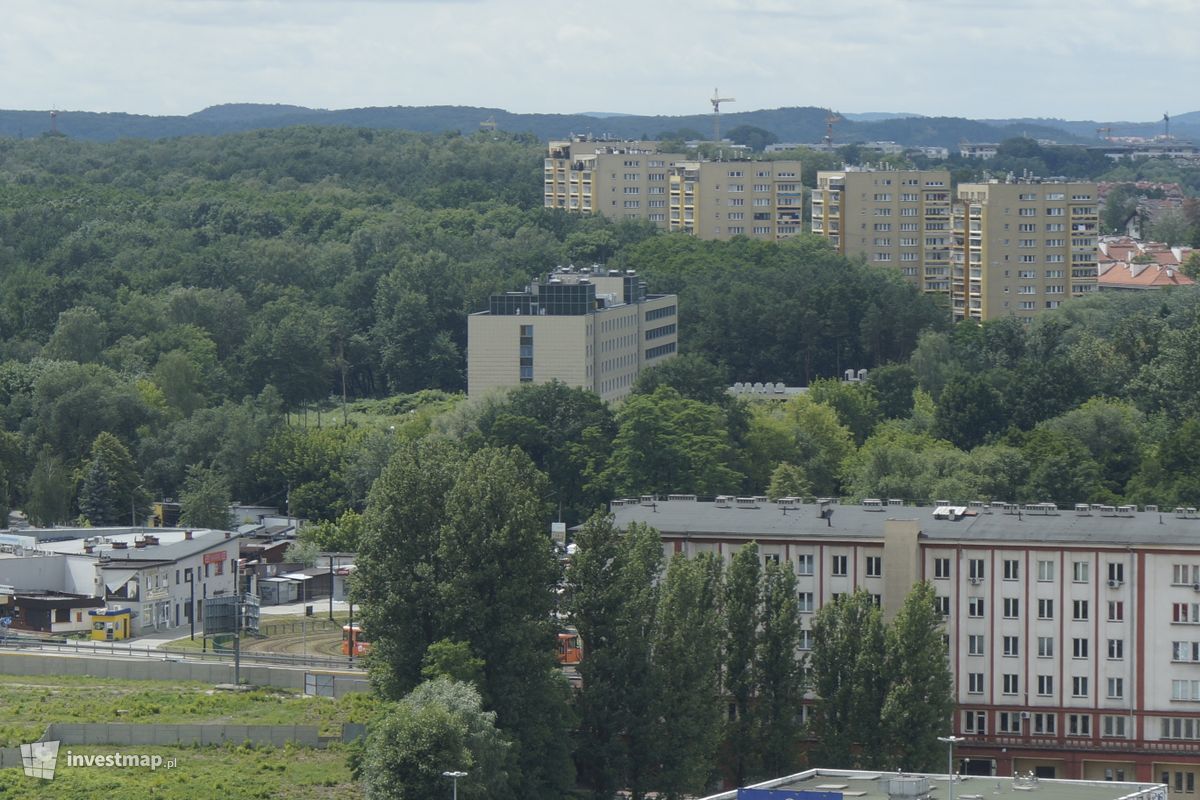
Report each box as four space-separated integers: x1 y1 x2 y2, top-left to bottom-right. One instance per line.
0 636 359 670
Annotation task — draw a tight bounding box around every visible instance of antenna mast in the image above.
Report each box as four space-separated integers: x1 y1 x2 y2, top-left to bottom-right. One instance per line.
1163 112 1171 139
710 87 735 141
49 109 59 134
824 112 843 147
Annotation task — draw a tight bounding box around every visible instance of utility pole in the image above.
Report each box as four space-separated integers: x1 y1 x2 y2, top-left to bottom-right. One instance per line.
442 770 467 800
938 735 964 800
234 557 241 686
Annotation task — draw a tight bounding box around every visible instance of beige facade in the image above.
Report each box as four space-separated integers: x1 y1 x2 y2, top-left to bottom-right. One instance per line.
952 181 1099 321
467 268 677 402
544 138 802 242
810 168 954 295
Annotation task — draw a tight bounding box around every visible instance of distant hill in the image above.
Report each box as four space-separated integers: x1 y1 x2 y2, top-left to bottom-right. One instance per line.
841 112 924 122
1 102 1192 148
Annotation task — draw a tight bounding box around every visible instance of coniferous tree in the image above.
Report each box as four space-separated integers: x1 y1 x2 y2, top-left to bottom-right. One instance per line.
568 516 662 800
880 582 954 772
755 559 805 778
723 543 762 786
653 553 724 800
808 588 888 768
76 432 143 526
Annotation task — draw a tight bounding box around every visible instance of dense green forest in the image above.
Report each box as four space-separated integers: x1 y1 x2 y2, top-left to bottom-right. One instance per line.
0 127 1199 528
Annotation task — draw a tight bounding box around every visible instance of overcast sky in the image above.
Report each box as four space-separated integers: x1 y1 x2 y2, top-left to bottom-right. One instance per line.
2 0 1194 122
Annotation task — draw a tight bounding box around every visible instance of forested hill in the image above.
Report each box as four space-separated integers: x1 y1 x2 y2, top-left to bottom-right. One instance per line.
1 103 1092 146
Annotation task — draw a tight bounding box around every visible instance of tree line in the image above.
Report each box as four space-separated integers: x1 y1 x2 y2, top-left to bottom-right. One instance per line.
352 438 953 799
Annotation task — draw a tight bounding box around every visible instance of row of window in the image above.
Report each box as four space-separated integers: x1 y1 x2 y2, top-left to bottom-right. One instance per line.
963 710 1125 737
966 633 1124 660
948 596 1124 622
934 557 1125 584
965 672 1122 699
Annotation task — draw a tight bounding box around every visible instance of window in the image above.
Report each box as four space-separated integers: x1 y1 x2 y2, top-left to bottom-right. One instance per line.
1073 561 1090 583
997 710 1021 733
968 559 985 581
1067 713 1091 736
1102 715 1127 738
1073 676 1089 697
1108 601 1124 622
964 710 986 733
968 634 985 656
936 595 950 616
1003 674 1020 695
799 629 812 650
1037 560 1055 581
832 555 848 576
1073 600 1089 621
968 597 985 618
1073 638 1089 659
1018 208 1037 217
1175 564 1200 586
1003 636 1020 657
1162 718 1200 740
1107 677 1124 699
798 592 814 613
866 556 882 578
1038 598 1055 619
934 558 951 579
1108 638 1124 660
797 554 814 576
1033 713 1056 735
1003 598 1020 619
968 673 985 694
1173 641 1200 662
1004 559 1020 580
1172 679 1200 701
1038 674 1054 696
1038 636 1055 657
1174 603 1200 623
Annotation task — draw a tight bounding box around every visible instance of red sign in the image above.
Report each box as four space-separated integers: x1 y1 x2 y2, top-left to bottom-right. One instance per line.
203 550 228 565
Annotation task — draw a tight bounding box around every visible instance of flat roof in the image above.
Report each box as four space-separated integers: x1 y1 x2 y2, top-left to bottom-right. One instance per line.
701 769 1164 800
34 529 235 563
608 498 1200 548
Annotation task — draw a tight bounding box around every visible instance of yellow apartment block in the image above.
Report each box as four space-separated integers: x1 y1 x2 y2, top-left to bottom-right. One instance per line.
544 137 802 242
467 266 678 403
953 180 1099 321
810 168 954 296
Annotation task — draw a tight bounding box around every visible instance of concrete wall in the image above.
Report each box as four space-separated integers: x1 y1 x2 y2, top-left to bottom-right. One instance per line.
0 651 368 696
44 722 321 748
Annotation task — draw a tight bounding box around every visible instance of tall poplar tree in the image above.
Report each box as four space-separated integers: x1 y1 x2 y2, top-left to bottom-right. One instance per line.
755 559 805 778
723 543 762 786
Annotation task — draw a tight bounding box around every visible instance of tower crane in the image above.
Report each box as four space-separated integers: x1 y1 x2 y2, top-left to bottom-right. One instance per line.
823 112 843 147
710 88 735 141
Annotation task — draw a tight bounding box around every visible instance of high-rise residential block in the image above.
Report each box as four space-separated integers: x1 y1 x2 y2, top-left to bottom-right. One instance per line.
467 266 677 402
953 180 1099 321
544 138 802 241
810 168 955 296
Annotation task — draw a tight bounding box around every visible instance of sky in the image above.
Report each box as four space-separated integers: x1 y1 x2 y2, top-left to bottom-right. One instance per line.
1 0 1196 122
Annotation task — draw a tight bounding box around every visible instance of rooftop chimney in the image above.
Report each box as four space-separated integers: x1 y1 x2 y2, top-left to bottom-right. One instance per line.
184 530 193 540
112 541 128 550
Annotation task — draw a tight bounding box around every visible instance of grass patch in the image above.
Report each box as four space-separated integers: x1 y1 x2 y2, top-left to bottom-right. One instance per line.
0 743 358 799
0 674 376 747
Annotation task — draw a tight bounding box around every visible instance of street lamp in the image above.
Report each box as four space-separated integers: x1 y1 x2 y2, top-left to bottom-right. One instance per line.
938 735 965 800
442 770 467 800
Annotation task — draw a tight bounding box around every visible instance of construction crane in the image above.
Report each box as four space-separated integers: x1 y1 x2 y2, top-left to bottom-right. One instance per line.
479 116 497 133
710 88 735 141
1096 126 1112 141
823 112 843 147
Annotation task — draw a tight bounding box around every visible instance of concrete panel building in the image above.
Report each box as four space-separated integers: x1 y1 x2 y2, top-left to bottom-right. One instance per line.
608 496 1200 790
467 266 677 402
544 137 802 242
810 168 954 296
952 180 1099 321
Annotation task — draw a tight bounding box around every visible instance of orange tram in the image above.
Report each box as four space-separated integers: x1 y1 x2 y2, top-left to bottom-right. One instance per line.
342 624 370 656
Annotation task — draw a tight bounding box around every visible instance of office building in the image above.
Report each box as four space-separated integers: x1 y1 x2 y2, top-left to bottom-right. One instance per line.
467 266 677 402
952 180 1099 321
609 496 1200 790
810 168 954 295
544 137 803 241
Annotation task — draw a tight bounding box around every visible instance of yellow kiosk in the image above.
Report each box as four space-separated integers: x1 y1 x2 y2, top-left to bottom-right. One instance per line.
89 608 132 641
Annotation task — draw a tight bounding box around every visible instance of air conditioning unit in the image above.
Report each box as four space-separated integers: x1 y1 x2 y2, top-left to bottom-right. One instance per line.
1107 579 1122 589
1020 711 1031 720
968 576 983 585
1193 582 1200 593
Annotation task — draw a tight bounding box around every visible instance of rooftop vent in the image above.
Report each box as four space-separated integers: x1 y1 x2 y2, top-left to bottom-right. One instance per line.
715 495 733 508
882 776 931 799
862 499 885 511
1075 503 1091 516
735 497 761 509
667 494 697 502
111 541 128 550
